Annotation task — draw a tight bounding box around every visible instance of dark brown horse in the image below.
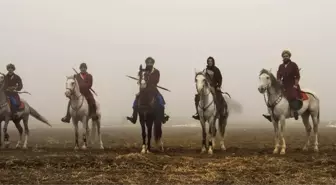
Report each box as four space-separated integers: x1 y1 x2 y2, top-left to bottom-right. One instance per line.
136 65 163 153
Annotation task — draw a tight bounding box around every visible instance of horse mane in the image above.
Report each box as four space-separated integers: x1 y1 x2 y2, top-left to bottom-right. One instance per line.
259 68 283 93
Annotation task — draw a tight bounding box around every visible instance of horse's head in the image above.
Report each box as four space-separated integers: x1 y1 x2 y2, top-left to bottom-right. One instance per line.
258 68 279 94
138 64 148 91
65 75 80 98
195 71 209 94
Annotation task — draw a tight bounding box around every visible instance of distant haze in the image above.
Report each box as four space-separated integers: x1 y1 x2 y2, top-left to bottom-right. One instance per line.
1 0 335 125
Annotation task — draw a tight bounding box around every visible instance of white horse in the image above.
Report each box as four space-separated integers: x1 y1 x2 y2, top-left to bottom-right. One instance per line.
258 69 320 155
195 71 242 154
65 75 104 150
0 72 51 149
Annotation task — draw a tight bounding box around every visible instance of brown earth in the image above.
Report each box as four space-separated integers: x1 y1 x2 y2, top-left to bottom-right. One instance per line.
0 122 336 184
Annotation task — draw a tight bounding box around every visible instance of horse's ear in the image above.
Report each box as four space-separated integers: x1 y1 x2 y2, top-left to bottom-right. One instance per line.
269 68 272 73
139 64 143 71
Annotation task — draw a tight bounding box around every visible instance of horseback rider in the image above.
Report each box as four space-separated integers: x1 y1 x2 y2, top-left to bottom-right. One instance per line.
192 56 227 120
263 50 302 122
4 63 23 118
127 57 169 124
61 63 98 123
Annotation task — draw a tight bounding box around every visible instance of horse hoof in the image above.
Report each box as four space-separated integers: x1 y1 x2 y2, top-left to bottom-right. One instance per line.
221 145 226 151
4 143 10 149
81 146 87 150
22 146 28 150
273 149 279 154
15 145 21 149
146 149 151 154
74 146 79 150
201 148 206 154
314 147 319 153
100 146 104 150
302 146 308 151
280 150 286 155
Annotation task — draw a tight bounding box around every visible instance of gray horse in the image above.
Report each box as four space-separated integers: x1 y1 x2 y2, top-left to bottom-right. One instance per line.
65 75 104 150
0 72 51 149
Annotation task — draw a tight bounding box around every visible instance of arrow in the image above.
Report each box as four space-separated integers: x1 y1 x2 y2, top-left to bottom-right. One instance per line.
126 75 171 92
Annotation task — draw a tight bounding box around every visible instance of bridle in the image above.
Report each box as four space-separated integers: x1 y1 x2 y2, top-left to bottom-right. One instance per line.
196 73 214 112
66 79 84 111
259 73 283 119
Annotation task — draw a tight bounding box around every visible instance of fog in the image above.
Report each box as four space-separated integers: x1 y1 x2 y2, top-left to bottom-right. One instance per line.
1 0 335 125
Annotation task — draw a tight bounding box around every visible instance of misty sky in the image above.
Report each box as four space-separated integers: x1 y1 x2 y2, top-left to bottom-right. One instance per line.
1 0 335 124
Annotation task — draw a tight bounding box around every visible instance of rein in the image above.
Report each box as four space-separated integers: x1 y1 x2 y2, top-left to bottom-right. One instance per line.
196 74 215 113
66 85 85 112
262 82 283 120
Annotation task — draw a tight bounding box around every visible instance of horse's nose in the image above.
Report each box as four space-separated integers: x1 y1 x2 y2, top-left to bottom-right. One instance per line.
258 87 264 93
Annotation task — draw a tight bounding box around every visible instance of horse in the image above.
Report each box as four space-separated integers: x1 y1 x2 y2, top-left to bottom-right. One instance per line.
0 72 51 149
195 71 242 154
65 75 104 150
136 65 164 154
258 69 320 155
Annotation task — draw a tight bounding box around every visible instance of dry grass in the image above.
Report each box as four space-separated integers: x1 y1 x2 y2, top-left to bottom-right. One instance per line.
0 124 335 184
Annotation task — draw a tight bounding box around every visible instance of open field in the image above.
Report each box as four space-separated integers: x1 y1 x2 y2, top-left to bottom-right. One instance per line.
0 122 336 184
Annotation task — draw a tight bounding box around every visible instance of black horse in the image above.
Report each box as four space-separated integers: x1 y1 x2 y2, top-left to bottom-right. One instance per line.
136 65 163 153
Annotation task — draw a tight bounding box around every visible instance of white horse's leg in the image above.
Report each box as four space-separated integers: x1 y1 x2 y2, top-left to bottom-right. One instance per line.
208 116 216 155
96 119 104 149
200 117 207 154
311 113 319 152
301 111 311 151
73 118 79 150
91 119 97 145
279 116 286 155
81 116 89 150
13 119 23 149
219 116 228 151
22 116 29 149
3 116 10 148
272 119 280 154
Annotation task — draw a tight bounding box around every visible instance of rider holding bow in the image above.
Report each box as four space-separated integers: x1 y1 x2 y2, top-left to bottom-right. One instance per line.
4 63 23 117
61 63 98 123
192 56 227 120
127 57 169 124
263 50 302 121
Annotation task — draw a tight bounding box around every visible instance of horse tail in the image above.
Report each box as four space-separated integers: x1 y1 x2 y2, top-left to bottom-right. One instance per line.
154 119 162 143
29 106 52 127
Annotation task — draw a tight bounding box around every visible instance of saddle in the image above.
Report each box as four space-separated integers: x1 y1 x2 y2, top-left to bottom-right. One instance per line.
7 97 25 111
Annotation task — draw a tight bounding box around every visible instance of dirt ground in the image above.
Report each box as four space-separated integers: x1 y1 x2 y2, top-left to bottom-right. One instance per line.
0 122 336 184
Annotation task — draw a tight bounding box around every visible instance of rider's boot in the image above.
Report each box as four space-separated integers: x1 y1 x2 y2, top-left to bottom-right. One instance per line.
61 101 71 123
192 95 200 120
127 108 138 124
262 114 272 122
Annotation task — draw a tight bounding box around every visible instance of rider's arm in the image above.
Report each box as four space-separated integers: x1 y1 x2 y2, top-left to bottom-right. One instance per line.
86 74 93 89
16 75 23 91
292 62 300 85
151 70 160 85
216 68 222 88
276 65 283 81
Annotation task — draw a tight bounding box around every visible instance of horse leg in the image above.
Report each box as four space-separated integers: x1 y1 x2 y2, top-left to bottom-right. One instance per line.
96 119 104 149
3 116 10 148
146 119 153 153
219 116 228 151
200 117 207 153
272 119 280 154
279 116 286 155
311 112 319 152
22 117 29 149
13 119 23 149
73 119 79 150
81 116 89 150
301 111 311 151
140 119 146 154
91 119 96 145
208 117 216 155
